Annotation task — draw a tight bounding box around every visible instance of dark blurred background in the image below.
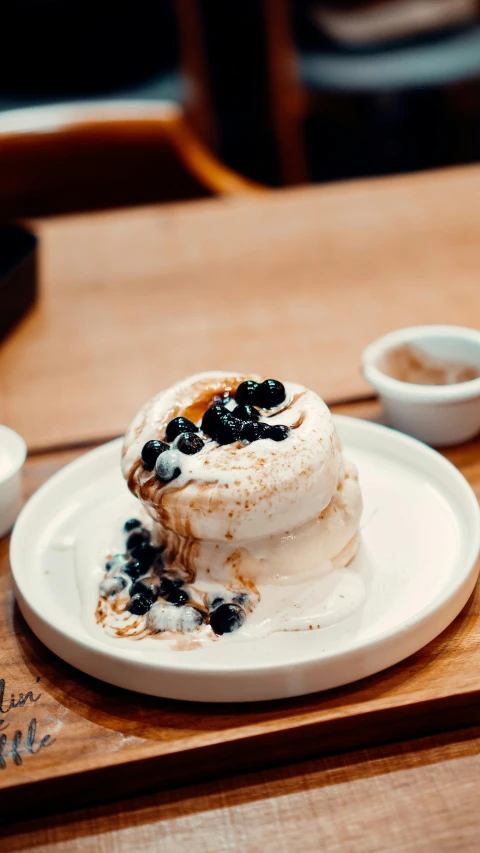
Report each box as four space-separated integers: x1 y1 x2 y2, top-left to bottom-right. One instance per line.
1 0 480 213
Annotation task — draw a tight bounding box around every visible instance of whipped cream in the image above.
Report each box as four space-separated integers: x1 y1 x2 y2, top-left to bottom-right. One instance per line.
121 372 362 591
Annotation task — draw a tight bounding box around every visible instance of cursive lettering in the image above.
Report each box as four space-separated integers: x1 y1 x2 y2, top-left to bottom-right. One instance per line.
0 678 56 769
0 678 41 714
0 718 54 769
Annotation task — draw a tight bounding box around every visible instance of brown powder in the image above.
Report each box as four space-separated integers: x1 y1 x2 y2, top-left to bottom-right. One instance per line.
381 344 480 386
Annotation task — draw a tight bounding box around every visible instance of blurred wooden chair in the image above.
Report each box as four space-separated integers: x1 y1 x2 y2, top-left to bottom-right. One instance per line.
0 100 263 218
177 0 307 186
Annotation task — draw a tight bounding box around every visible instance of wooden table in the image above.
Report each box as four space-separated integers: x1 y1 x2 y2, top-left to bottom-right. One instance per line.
2 168 480 851
2 164 480 450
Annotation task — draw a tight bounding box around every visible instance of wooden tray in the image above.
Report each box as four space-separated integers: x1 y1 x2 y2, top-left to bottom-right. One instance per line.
1 412 480 818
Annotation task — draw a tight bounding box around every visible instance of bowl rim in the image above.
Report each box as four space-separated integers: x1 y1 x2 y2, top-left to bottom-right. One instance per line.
362 325 480 402
0 425 27 484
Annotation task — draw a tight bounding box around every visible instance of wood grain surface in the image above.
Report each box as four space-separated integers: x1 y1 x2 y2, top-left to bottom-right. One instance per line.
3 725 480 852
1 399 479 822
2 165 480 449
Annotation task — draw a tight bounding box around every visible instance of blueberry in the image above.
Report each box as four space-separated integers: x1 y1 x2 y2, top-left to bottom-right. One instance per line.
177 432 204 455
165 587 190 607
141 439 169 471
201 405 231 439
210 603 246 635
124 518 141 532
166 417 199 442
209 595 225 610
124 560 145 580
155 449 181 483
241 421 270 443
130 579 158 605
129 541 156 568
266 424 290 442
216 416 243 445
127 593 153 616
126 528 150 550
232 592 249 607
232 404 260 423
254 379 286 409
159 577 188 606
100 576 128 597
235 380 259 405
105 554 126 573
159 576 184 596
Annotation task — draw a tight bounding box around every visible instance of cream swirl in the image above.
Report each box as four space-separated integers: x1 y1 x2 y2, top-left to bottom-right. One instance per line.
121 372 362 585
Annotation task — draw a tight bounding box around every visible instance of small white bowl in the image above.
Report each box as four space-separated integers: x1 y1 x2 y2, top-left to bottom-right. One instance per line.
0 425 27 538
362 325 480 447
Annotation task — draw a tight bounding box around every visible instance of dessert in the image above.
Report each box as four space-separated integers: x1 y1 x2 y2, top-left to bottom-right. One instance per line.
96 372 363 643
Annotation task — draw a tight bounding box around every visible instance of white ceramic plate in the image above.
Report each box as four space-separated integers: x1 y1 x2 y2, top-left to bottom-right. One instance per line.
10 417 480 703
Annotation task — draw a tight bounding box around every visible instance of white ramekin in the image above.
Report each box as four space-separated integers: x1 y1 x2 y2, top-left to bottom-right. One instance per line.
362 325 480 447
0 425 27 538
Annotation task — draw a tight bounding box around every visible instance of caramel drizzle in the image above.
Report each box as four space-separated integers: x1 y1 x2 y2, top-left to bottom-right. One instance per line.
156 376 248 441
290 411 306 430
127 458 143 495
